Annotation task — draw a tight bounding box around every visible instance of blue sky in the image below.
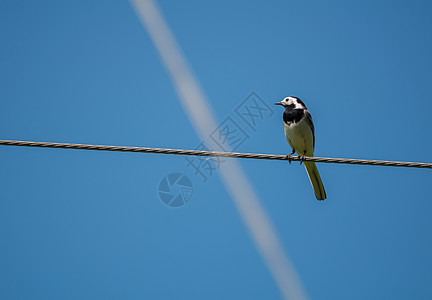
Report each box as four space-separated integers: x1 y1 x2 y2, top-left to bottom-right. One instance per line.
1 1 432 299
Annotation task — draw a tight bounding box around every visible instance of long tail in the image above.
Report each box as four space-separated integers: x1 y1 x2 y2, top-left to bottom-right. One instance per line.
304 161 327 200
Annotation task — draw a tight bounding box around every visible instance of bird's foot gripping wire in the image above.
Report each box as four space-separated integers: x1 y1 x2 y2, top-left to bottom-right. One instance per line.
299 153 306 165
285 149 296 164
285 154 294 164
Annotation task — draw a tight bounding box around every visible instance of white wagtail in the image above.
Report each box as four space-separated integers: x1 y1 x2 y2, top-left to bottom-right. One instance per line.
275 96 327 200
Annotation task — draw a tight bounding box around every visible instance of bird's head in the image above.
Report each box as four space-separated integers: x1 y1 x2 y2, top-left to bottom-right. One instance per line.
274 96 306 109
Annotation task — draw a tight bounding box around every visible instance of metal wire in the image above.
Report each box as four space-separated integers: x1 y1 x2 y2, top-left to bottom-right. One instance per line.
0 139 431 169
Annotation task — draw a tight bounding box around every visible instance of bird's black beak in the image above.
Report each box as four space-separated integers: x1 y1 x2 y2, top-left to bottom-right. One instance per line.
274 102 283 106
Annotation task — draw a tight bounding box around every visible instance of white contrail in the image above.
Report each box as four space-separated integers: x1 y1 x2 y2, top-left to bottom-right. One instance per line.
131 1 309 299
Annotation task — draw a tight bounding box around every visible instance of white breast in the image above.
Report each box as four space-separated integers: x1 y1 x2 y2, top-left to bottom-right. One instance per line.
283 117 314 156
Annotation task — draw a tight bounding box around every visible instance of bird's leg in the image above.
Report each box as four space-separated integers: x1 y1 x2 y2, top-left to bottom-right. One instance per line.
299 151 306 165
285 149 296 164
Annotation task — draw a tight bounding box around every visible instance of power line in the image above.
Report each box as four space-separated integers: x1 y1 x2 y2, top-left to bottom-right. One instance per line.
1 139 431 169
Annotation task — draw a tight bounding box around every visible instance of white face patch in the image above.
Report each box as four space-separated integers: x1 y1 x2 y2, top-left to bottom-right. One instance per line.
281 97 305 109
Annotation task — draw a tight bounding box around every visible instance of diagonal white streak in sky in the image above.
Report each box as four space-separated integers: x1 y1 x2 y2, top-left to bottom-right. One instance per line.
131 1 309 299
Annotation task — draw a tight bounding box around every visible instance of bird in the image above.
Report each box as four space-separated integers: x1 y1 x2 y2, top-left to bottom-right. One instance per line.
274 96 327 200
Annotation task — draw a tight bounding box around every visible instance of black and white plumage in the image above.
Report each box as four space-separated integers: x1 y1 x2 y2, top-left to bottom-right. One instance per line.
275 96 327 200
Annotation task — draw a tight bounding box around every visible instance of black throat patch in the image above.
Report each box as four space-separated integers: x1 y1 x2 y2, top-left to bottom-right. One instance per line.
283 108 304 125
